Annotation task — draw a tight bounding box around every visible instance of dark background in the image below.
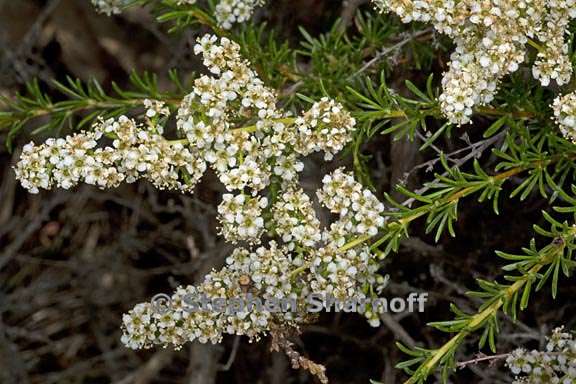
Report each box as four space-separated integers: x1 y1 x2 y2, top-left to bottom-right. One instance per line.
0 1 574 383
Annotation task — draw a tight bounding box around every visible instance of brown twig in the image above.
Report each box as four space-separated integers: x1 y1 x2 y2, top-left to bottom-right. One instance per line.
456 353 510 369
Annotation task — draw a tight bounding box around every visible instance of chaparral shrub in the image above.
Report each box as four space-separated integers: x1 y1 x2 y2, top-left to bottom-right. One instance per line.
2 0 576 383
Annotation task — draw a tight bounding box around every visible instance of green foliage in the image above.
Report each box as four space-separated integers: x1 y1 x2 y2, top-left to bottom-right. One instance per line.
235 23 295 89
396 211 576 383
0 71 186 148
2 2 576 383
126 0 220 32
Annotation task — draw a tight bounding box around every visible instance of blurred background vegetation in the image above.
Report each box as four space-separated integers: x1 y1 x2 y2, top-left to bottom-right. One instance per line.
0 1 574 383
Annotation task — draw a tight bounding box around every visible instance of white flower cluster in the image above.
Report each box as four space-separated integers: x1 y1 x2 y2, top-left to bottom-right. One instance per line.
293 98 359 160
143 99 170 119
121 168 388 349
91 0 264 29
176 35 355 199
317 167 385 238
174 34 355 242
14 115 205 194
13 33 383 356
506 327 576 383
91 0 125 15
306 244 385 326
16 35 356 243
271 188 322 249
217 194 268 244
373 0 576 125
215 0 266 29
122 242 295 349
553 91 576 143
307 167 386 326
